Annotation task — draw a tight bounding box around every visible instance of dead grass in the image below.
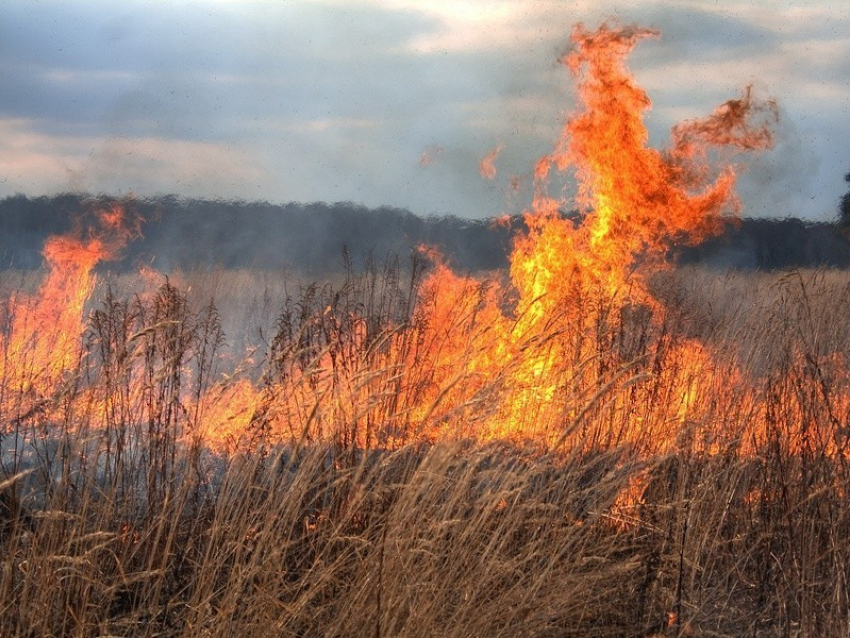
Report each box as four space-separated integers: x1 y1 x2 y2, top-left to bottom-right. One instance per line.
1 264 850 636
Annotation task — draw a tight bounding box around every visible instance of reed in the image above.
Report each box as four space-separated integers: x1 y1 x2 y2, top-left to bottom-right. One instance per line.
1 264 849 636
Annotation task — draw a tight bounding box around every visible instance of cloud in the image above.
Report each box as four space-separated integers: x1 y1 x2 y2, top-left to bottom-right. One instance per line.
0 118 267 199
0 0 848 219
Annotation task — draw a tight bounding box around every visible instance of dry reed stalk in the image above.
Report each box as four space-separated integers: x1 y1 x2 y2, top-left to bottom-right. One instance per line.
0 265 849 636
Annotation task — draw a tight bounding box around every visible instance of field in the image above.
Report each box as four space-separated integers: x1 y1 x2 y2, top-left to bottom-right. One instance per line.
2 263 850 637
2 22 845 638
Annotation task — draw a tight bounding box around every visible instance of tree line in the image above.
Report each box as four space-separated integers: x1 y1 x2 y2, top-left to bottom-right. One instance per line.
0 194 848 274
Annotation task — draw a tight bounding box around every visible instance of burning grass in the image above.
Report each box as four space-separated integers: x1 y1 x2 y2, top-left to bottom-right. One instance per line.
2 20 849 637
2 265 850 637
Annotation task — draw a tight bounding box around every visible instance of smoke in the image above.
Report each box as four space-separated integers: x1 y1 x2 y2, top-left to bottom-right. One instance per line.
0 194 846 277
736 107 823 219
0 195 517 275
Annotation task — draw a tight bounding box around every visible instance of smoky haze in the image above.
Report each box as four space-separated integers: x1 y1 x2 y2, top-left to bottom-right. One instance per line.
0 195 849 276
1 2 848 221
0 195 518 275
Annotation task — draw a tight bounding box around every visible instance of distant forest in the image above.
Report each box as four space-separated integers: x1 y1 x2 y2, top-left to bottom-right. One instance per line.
1 194 849 275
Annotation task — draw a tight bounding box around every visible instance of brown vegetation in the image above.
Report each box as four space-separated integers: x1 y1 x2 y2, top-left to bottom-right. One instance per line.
1 265 849 637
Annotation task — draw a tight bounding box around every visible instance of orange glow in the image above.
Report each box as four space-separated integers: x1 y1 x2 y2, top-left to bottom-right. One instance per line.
0 204 135 398
1 23 787 459
479 144 503 180
412 22 776 444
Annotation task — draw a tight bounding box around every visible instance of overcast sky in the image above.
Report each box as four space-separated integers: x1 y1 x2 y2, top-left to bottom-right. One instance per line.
1 0 848 220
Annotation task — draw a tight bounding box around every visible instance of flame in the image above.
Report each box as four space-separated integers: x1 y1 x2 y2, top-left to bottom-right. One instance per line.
521 23 775 302
479 144 504 180
1 23 786 459
0 204 136 399
412 21 776 443
419 145 443 167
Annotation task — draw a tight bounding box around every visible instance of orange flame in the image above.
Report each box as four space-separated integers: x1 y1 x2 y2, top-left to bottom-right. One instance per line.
414 22 776 442
1 23 781 457
188 21 776 450
0 204 137 397
521 23 776 302
479 144 504 180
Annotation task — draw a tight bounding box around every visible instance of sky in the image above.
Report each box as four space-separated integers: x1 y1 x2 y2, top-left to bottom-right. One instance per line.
1 0 848 221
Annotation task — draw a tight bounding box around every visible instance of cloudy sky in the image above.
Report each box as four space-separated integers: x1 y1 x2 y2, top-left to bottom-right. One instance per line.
1 0 848 220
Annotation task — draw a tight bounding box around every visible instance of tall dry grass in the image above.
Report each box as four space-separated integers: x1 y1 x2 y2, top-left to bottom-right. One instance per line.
1 264 850 636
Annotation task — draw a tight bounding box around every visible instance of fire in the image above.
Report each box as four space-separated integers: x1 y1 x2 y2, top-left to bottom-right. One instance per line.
1 22 783 457
0 204 136 399
519 23 775 303
479 144 504 180
415 21 776 443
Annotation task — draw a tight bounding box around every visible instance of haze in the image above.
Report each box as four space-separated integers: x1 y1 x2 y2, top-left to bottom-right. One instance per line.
1 0 848 220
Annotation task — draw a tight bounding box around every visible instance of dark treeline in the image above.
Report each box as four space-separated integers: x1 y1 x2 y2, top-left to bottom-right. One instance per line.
1 193 848 274
674 217 850 270
0 194 518 274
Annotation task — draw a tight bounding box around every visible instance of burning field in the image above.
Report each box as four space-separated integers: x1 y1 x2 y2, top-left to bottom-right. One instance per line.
2 22 850 637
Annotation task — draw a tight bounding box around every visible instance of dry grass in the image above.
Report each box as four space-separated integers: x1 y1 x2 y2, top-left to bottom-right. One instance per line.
1 264 850 636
